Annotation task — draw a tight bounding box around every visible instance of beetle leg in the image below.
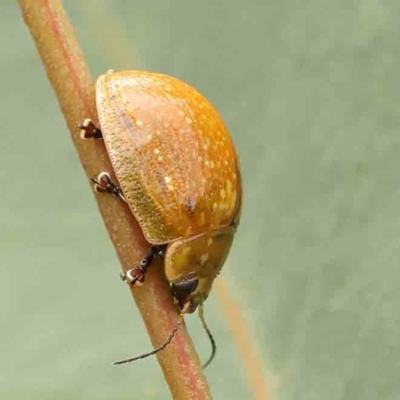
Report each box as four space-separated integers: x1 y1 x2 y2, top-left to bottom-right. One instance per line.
79 118 103 139
91 172 126 203
121 245 167 286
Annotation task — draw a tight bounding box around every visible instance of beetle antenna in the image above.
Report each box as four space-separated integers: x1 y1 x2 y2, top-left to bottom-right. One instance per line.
198 304 216 368
112 313 184 366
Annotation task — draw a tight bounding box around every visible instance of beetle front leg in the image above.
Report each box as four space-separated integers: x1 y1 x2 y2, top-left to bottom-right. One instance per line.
91 172 126 203
79 118 103 139
121 245 167 286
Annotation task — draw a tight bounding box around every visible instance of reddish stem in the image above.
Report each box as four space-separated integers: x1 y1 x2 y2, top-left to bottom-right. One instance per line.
18 1 212 398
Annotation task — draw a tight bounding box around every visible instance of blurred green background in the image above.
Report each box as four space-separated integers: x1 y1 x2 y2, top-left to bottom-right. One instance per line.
1 1 400 399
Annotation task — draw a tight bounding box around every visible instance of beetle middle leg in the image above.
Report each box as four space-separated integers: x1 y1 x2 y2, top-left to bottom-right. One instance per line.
91 172 126 202
79 118 103 139
121 245 167 286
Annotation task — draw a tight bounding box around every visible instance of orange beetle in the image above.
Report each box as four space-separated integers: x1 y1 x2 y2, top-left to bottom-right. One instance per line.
80 70 242 363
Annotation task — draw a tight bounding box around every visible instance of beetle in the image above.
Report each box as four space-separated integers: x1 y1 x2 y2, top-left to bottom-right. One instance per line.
80 70 242 364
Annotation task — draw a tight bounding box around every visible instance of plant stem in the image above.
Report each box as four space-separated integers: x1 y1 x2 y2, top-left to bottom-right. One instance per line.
18 1 212 398
215 280 271 400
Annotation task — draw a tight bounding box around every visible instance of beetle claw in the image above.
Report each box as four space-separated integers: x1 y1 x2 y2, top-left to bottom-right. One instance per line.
124 268 146 286
120 245 167 288
120 270 144 286
79 118 103 139
91 172 126 202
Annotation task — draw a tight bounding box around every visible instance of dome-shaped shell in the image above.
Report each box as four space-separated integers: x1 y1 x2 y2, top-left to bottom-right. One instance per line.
96 71 241 244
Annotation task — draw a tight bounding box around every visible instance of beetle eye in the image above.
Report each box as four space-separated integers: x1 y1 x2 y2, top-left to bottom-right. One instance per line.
171 274 199 299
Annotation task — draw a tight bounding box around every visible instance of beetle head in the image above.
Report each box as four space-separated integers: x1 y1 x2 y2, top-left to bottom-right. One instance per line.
171 271 212 313
165 227 236 313
171 273 218 367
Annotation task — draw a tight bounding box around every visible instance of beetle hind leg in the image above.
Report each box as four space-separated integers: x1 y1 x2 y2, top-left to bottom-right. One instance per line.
91 172 126 202
79 118 103 139
121 245 167 286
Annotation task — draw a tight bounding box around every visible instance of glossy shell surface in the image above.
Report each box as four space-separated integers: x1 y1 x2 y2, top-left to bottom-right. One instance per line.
96 71 241 245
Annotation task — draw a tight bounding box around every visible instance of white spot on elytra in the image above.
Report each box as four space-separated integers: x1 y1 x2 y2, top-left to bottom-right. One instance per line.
200 253 209 265
186 117 192 124
165 176 172 183
207 238 213 247
136 119 144 127
154 148 160 155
